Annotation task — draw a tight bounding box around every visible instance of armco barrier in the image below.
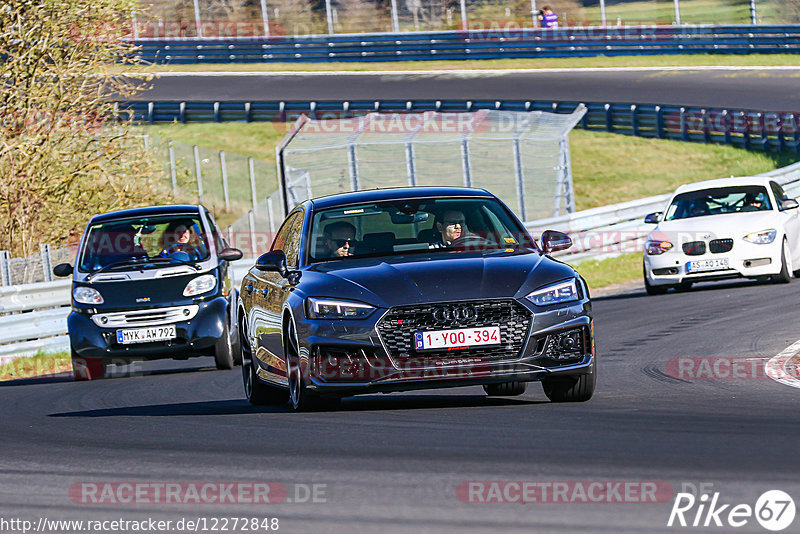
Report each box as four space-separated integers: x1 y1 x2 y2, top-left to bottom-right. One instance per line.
119 100 800 153
528 160 800 264
0 262 255 361
5 161 800 360
130 25 800 63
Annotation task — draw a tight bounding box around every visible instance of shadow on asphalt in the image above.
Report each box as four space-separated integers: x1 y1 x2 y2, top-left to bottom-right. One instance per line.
48 394 543 417
0 363 217 388
592 278 767 302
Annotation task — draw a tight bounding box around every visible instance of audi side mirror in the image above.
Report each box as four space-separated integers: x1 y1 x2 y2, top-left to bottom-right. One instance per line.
53 263 73 277
255 250 288 276
780 199 799 211
541 230 572 254
644 212 662 224
218 248 243 262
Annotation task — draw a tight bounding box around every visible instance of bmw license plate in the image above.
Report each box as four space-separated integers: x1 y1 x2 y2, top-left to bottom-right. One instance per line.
116 326 176 344
686 258 729 273
415 326 501 351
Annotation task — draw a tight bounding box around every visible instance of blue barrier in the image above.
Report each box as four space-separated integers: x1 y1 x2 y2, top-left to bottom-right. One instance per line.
119 99 800 153
130 25 800 63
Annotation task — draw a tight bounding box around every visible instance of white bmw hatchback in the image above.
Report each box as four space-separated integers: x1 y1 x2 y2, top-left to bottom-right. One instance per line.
643 176 800 295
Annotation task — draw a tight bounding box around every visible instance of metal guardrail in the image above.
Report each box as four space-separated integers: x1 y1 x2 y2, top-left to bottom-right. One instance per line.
130 25 800 63
6 161 800 359
0 262 255 360
528 160 800 264
120 100 800 154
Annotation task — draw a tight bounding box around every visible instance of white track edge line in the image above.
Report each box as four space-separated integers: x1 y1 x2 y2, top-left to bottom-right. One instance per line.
121 66 800 77
765 338 800 390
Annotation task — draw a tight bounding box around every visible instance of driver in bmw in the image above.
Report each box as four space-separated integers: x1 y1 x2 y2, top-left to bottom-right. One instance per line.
432 210 467 248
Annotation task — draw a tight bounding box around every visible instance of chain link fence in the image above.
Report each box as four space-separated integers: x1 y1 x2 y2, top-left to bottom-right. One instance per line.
132 0 793 39
279 108 586 223
0 137 279 287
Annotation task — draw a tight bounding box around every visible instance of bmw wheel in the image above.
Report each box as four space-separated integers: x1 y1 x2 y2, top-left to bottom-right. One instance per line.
772 238 792 284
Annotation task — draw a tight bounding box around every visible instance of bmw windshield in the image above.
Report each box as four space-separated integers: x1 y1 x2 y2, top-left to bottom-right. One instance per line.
308 197 536 263
78 215 210 272
664 186 773 221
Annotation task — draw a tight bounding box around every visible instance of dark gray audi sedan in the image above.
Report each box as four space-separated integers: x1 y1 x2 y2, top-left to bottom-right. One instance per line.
238 187 595 411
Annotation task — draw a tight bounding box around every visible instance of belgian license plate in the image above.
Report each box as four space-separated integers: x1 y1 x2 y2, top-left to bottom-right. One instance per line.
116 326 176 344
415 326 501 351
687 258 730 273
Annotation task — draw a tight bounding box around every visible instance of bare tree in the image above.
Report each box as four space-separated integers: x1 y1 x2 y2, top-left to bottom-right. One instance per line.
0 0 170 257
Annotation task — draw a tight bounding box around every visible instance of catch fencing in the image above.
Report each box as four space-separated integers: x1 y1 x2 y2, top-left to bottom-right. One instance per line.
123 99 800 154
277 108 585 221
0 136 278 287
129 25 800 63
132 0 780 40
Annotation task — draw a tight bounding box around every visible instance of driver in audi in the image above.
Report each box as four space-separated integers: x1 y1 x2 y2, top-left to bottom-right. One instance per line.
431 209 467 248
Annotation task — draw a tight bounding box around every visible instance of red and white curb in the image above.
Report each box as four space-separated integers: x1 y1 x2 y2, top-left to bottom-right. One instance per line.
765 339 800 390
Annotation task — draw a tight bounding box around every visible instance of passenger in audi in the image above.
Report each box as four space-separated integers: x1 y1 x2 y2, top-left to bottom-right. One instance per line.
323 221 356 258
432 209 467 248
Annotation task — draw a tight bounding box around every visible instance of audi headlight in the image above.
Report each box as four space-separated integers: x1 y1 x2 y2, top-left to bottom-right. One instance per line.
645 240 673 255
73 286 103 305
307 297 375 319
527 279 580 306
183 274 216 297
743 229 777 244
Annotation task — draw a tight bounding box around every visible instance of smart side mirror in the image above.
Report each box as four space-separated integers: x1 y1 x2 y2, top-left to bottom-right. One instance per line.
780 199 799 211
218 248 243 262
53 263 73 277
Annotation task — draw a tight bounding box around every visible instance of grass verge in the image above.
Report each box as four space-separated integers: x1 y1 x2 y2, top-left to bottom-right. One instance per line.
0 351 72 382
142 123 800 212
120 54 800 74
569 253 642 292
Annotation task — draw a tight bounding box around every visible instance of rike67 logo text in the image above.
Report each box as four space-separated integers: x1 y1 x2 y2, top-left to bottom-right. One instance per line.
668 489 796 531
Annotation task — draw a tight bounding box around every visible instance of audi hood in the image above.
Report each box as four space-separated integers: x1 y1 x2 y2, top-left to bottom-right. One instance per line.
301 250 577 309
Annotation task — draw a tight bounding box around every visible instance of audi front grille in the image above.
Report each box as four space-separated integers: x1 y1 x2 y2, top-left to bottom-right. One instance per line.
376 299 532 365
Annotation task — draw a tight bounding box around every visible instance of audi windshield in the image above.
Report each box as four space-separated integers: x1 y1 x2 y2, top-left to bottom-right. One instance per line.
307 197 536 263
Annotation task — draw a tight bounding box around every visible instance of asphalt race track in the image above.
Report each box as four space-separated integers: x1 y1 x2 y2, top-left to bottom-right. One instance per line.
2 279 800 533
132 67 800 112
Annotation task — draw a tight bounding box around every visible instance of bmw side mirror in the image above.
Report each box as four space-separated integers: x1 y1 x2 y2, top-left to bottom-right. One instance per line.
644 212 662 224
53 263 73 277
541 230 572 254
256 250 288 276
218 248 243 262
780 199 799 211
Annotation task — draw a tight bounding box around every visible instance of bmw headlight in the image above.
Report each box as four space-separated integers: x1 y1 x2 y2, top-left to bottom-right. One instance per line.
527 279 580 306
743 229 777 244
73 286 103 305
307 297 375 319
645 240 673 255
183 274 217 296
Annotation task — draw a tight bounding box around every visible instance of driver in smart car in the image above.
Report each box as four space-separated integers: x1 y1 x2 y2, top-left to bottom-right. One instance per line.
159 221 205 260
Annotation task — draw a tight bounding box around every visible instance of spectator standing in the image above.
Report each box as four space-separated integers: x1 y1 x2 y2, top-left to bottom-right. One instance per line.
538 6 559 29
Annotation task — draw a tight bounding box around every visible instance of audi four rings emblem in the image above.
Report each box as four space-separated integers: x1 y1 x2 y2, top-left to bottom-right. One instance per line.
432 306 479 323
